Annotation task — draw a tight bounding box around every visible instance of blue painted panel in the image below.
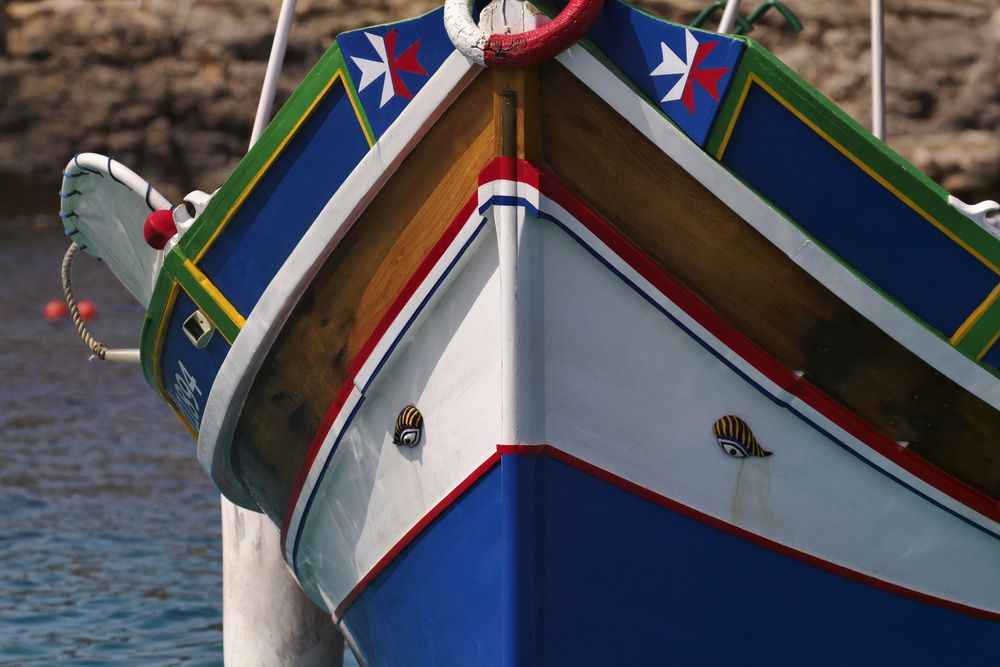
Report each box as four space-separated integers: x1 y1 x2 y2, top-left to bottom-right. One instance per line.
585 0 744 146
339 8 455 140
342 453 999 666
723 85 997 335
342 469 504 667
160 290 229 433
198 79 371 316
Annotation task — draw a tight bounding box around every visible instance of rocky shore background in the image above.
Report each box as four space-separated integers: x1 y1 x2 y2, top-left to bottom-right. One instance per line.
0 0 997 203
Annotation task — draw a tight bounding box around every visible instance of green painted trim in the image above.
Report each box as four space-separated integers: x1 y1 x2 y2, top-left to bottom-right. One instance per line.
140 41 368 389
955 289 1000 359
180 42 355 259
140 250 179 388
706 40 1000 274
340 52 376 144
704 43 754 156
167 251 243 345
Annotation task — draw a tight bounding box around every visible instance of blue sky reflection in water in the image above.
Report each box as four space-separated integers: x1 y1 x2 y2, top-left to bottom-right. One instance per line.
0 223 223 665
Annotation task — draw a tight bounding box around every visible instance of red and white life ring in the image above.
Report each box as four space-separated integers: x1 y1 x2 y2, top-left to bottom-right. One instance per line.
444 0 604 67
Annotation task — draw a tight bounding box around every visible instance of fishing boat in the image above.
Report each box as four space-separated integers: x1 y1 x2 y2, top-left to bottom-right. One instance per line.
57 0 1000 664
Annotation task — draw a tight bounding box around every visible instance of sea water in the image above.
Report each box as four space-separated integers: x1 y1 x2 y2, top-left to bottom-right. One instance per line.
0 222 357 665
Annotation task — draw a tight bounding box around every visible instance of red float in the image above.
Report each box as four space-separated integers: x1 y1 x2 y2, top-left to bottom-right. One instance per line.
143 209 178 250
77 299 97 321
43 299 68 321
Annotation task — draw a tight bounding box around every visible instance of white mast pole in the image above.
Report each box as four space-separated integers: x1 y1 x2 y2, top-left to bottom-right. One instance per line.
222 1 344 666
718 0 742 34
871 0 886 140
251 0 299 145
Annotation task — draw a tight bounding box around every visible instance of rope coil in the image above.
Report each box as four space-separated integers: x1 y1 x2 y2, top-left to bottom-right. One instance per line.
61 241 108 361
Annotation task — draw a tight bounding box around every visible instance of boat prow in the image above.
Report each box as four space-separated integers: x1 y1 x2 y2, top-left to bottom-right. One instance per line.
72 1 1000 664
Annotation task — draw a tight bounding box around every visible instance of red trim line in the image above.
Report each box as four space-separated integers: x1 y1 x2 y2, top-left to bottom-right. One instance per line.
533 164 999 523
479 156 542 189
287 158 997 565
281 192 480 540
334 452 501 618
333 444 999 622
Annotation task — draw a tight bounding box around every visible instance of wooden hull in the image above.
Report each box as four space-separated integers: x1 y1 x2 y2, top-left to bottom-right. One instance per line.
135 2 1000 662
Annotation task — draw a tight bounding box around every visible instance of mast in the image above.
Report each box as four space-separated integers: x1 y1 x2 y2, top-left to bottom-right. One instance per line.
871 0 886 140
717 0 742 34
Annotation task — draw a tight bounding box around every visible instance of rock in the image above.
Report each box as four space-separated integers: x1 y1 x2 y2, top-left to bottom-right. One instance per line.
0 0 996 203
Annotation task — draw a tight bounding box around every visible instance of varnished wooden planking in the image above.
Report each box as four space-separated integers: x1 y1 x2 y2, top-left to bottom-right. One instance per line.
540 61 1000 497
491 66 544 162
233 72 496 521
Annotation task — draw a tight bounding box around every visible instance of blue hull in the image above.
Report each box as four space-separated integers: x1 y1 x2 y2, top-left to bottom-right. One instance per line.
342 451 999 666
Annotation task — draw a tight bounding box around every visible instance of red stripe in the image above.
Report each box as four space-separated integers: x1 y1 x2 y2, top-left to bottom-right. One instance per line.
281 193 480 540
287 158 997 584
333 452 501 618
478 156 543 190
533 164 1000 523
332 443 1000 621
497 444 1000 622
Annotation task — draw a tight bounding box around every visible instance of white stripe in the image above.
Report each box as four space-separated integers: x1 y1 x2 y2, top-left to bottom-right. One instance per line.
284 386 364 565
287 209 490 564
555 45 1000 412
198 52 480 508
287 182 998 615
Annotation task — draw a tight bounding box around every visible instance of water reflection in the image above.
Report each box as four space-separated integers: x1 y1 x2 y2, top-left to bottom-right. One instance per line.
0 221 222 665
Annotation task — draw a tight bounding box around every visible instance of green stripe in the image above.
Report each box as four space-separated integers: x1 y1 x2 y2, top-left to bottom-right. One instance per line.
180 42 353 258
140 41 362 389
706 40 1000 272
165 251 243 345
140 248 178 387
956 296 1000 360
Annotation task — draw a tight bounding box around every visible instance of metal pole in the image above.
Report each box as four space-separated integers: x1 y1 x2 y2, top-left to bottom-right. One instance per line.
223 1 344 665
718 0 743 34
250 0 299 146
871 0 885 140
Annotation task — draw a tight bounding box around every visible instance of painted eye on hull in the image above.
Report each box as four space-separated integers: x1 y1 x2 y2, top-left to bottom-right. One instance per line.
398 428 421 448
720 441 748 458
393 405 424 448
712 416 772 459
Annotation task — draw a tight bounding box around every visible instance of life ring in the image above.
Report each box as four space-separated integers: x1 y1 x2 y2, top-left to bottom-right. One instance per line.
444 0 604 67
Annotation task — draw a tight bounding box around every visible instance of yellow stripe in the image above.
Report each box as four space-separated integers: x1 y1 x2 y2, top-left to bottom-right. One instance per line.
153 282 181 399
194 70 374 264
976 327 1000 362
714 75 754 161
182 259 246 332
167 401 199 440
950 282 1000 345
717 74 999 276
150 281 223 441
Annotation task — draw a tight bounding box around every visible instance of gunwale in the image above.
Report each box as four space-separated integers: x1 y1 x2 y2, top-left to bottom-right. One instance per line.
540 56 1000 498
